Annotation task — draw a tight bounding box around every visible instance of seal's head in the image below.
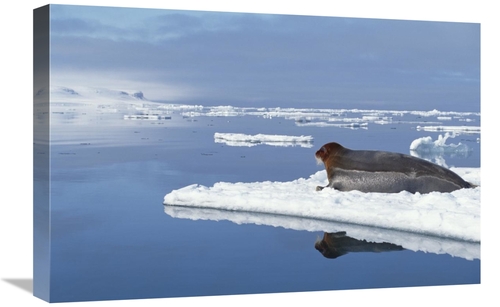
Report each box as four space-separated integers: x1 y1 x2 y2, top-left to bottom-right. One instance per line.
315 142 344 165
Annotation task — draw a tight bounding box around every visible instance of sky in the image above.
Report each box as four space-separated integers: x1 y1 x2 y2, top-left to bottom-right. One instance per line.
49 4 480 111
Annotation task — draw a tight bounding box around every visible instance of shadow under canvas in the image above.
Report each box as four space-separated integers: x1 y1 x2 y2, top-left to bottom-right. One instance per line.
3 279 33 294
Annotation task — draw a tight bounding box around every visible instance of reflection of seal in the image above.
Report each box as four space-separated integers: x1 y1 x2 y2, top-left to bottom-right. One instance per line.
315 142 476 194
315 232 404 259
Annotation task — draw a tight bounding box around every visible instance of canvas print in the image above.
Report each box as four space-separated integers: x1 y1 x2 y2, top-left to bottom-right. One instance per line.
33 4 480 303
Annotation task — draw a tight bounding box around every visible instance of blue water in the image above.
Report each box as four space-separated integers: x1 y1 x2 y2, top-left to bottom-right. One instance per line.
40 105 480 302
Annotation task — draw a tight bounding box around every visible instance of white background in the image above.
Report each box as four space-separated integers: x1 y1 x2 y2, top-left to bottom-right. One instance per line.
1 1 497 306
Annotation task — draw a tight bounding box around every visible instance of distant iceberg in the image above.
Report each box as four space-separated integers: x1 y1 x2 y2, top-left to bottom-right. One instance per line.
410 133 473 167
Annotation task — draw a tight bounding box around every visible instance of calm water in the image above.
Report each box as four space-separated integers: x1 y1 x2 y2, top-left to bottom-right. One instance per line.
36 102 480 302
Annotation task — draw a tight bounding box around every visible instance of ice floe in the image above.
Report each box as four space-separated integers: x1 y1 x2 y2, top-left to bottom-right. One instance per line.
416 125 480 134
214 133 314 147
410 133 474 167
163 168 480 244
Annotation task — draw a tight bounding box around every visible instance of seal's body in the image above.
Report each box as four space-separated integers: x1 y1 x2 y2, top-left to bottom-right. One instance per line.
315 142 475 194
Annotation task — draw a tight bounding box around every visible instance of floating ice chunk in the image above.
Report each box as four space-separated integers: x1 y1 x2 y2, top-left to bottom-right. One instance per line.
410 133 472 167
416 125 480 134
124 115 172 120
410 132 471 154
164 168 480 242
296 121 368 129
214 133 314 148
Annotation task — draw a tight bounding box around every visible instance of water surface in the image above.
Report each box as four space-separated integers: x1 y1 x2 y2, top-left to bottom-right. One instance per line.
39 101 480 302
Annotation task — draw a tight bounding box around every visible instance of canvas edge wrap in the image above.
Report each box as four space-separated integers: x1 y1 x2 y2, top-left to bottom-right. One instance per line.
33 4 51 302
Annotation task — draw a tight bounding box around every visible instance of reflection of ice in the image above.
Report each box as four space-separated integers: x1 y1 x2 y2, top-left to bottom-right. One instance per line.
163 205 479 261
164 168 480 242
410 133 473 167
214 133 314 148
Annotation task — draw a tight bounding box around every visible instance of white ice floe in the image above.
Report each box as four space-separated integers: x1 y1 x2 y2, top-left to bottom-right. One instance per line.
124 115 172 120
164 168 480 245
409 133 473 167
214 133 314 148
295 121 369 129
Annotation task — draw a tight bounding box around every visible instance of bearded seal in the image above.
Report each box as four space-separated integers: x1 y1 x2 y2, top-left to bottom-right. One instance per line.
315 142 476 194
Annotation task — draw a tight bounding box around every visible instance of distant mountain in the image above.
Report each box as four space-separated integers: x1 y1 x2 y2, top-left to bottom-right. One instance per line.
49 86 150 103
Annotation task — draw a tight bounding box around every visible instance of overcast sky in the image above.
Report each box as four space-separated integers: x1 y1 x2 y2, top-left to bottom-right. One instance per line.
49 4 480 111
